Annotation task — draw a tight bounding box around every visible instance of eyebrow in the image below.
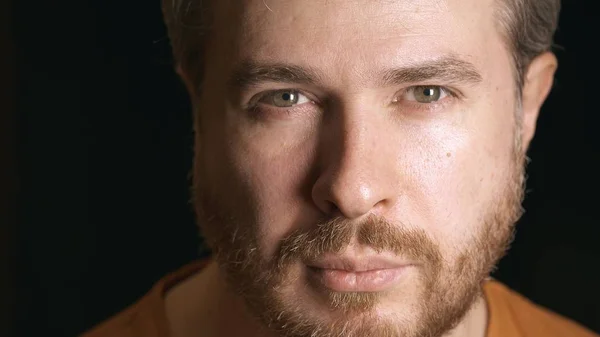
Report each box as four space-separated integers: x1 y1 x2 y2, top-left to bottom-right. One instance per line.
379 57 482 86
228 61 322 89
228 56 482 90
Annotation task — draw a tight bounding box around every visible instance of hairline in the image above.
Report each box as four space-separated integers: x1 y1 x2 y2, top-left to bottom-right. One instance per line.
167 0 551 103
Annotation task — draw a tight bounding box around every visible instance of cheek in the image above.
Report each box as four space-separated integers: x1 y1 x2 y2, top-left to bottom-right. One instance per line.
221 123 322 258
399 105 515 252
399 127 474 241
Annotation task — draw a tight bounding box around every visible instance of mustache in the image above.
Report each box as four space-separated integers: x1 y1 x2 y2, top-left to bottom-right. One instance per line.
276 214 443 270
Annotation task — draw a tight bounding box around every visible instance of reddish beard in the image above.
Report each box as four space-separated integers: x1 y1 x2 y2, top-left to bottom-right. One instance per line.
192 143 525 337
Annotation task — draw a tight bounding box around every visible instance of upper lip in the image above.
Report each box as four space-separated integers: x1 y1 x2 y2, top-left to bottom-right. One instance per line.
306 254 413 272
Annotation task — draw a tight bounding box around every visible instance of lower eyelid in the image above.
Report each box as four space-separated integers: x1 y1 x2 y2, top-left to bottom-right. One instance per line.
251 101 321 118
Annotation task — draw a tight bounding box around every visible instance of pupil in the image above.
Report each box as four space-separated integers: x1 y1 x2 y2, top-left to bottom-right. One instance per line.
282 93 291 101
424 88 434 96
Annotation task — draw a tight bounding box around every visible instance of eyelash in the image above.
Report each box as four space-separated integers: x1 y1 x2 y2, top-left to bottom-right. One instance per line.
246 90 318 118
396 86 459 113
246 86 459 117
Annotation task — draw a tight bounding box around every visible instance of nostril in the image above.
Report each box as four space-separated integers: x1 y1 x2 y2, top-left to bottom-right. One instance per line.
326 201 341 216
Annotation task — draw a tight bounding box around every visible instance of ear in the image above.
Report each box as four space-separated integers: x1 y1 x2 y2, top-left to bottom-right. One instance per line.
520 52 558 152
176 64 203 130
176 64 196 96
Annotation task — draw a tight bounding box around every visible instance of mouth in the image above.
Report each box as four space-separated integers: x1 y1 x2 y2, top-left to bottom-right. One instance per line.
306 254 414 292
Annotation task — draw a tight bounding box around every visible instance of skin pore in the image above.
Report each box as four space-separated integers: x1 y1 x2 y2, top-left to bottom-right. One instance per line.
165 0 557 336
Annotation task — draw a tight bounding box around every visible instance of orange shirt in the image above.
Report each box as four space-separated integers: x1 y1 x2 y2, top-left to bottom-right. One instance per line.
82 261 598 337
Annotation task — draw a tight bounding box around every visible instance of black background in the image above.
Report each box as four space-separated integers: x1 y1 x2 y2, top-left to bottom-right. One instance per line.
9 0 600 336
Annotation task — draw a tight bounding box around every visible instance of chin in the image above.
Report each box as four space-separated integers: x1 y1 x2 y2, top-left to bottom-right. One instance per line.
258 271 427 337
241 261 481 337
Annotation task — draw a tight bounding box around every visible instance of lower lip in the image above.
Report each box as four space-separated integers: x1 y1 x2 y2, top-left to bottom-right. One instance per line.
308 266 409 292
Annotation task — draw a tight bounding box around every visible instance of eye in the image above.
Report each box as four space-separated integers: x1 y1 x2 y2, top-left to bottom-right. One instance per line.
401 86 449 103
258 89 311 107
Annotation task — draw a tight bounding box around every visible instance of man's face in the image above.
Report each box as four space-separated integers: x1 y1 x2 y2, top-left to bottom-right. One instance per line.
192 0 527 336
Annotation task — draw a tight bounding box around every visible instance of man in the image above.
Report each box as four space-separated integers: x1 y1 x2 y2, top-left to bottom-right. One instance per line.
84 0 598 336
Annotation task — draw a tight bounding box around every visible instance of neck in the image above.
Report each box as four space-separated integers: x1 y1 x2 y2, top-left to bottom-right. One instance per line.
444 291 489 337
166 260 275 337
165 260 489 337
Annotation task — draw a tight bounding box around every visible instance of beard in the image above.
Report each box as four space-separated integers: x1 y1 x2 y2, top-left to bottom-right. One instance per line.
192 134 526 337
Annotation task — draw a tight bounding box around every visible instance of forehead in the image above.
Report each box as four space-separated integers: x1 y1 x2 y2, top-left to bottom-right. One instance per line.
210 0 510 87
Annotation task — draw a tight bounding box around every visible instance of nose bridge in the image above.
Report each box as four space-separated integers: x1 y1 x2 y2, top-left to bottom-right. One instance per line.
312 104 394 219
338 114 375 179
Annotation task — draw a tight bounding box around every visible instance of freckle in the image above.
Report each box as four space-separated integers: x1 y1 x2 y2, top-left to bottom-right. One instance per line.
446 152 451 158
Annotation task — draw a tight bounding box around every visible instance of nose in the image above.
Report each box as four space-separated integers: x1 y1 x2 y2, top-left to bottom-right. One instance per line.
311 113 397 219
